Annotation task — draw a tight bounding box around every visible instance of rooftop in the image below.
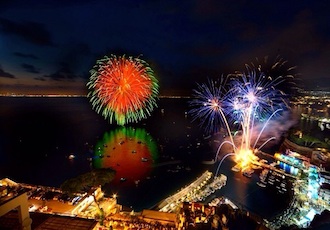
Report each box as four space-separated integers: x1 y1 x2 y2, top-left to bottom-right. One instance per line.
0 211 97 230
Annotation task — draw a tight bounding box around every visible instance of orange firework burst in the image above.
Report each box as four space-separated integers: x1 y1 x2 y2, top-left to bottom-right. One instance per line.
87 55 159 125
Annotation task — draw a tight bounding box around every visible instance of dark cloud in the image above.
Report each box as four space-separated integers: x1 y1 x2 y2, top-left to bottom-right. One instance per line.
33 77 46 81
73 43 92 56
21 63 40 74
0 0 12 12
55 43 92 77
0 17 55 46
43 63 82 81
13 52 39 60
1 0 99 9
0 66 16 78
1 1 330 94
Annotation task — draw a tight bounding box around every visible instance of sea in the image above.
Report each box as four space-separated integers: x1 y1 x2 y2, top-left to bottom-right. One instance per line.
0 96 327 221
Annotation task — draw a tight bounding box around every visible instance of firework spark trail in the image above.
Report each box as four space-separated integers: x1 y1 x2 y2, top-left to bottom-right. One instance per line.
214 141 237 161
252 108 283 149
215 153 236 177
87 55 159 125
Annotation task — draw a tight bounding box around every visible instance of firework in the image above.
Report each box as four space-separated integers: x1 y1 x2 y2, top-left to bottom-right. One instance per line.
190 65 295 174
189 77 231 135
228 70 289 151
228 71 287 121
87 55 159 125
245 55 300 95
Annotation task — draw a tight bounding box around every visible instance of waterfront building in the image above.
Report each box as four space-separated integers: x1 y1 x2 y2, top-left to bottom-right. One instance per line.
0 190 32 230
0 178 101 229
318 183 330 205
318 171 330 205
178 202 216 229
140 209 177 227
177 200 268 230
320 171 330 184
274 151 322 199
0 186 7 197
263 169 291 195
71 186 104 215
274 151 309 174
0 178 186 229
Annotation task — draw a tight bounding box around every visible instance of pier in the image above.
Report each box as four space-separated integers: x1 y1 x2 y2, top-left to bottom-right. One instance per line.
156 171 227 213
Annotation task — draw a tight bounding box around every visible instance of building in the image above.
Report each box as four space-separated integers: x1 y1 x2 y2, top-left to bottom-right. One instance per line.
178 202 216 229
318 183 330 205
0 191 32 230
0 211 98 230
141 209 177 227
320 171 330 184
0 179 100 230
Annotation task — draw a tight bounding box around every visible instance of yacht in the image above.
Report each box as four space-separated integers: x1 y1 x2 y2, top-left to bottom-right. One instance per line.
231 164 241 172
242 168 254 178
257 182 266 188
141 157 148 162
243 171 252 178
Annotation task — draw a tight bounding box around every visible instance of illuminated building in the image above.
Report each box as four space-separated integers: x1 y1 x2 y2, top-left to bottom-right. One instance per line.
320 171 330 184
319 171 330 204
318 183 330 204
0 191 32 230
140 209 177 227
274 151 321 199
178 202 216 229
307 165 321 199
71 187 104 215
274 151 308 176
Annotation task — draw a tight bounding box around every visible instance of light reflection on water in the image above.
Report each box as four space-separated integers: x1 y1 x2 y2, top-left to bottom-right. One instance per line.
292 105 330 143
93 127 158 186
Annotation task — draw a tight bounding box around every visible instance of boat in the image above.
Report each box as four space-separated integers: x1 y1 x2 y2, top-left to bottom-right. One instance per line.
257 182 266 188
202 159 215 165
231 164 241 172
243 171 252 178
141 157 148 162
242 168 254 178
259 159 268 164
251 164 262 170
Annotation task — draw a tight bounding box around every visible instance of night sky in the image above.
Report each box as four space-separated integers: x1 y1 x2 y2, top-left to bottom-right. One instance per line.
1 0 330 95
